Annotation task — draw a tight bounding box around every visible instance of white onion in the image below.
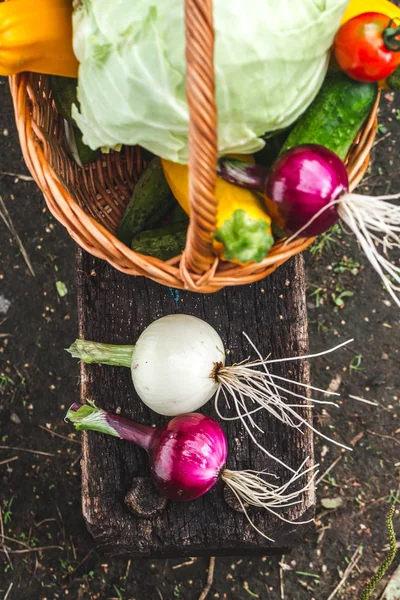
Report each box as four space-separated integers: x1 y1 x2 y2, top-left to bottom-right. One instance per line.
131 315 225 416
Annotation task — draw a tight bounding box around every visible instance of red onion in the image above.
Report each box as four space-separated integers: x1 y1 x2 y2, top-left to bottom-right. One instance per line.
264 144 348 236
66 401 316 540
149 413 228 501
218 144 400 307
67 403 227 502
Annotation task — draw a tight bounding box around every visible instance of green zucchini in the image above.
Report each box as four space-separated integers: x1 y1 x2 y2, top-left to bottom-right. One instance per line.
50 75 100 165
131 222 187 260
117 158 176 245
281 72 378 161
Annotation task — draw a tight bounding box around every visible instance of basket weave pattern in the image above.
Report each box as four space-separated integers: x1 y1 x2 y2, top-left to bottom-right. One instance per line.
10 1 379 292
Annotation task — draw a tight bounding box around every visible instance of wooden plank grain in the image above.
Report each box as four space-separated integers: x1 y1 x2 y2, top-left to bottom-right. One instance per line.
77 249 315 558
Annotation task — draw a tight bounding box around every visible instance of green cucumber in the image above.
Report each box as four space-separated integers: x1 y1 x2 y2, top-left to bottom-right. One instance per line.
131 223 187 260
281 72 378 161
50 76 100 165
117 158 176 245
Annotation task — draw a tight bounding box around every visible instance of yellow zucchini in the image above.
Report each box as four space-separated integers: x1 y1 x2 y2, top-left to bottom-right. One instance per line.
0 0 78 77
161 158 273 264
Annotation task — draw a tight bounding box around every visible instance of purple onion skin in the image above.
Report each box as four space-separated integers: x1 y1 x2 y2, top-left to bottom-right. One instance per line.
149 413 228 502
265 144 349 237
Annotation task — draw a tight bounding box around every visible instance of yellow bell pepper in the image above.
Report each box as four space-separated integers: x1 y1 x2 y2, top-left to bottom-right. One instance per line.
0 0 79 77
342 0 400 24
161 157 274 265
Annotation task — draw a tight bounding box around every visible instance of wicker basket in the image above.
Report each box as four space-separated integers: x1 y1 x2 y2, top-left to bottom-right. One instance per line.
9 1 379 293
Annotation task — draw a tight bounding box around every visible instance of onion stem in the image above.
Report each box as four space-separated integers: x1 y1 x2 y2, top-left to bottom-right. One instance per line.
217 158 267 192
67 340 135 368
67 400 155 450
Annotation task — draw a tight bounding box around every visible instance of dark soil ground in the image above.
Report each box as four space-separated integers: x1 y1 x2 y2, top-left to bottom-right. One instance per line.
0 74 399 600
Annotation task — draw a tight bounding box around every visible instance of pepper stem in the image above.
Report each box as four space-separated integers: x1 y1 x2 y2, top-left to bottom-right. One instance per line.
67 339 135 368
383 22 400 52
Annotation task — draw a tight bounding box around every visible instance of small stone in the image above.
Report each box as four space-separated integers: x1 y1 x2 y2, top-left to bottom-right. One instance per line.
10 412 21 424
325 374 341 397
321 445 329 458
0 294 11 315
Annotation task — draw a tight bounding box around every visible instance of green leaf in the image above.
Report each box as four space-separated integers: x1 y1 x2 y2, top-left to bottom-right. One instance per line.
214 209 274 264
56 281 68 297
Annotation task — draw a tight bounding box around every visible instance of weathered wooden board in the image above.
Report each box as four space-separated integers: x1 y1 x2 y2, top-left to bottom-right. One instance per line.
77 249 314 558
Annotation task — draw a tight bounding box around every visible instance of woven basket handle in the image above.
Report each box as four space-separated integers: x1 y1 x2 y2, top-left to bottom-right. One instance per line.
184 0 218 274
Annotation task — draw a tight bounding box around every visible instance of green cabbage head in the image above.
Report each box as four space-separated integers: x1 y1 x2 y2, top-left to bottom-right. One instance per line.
72 0 350 164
